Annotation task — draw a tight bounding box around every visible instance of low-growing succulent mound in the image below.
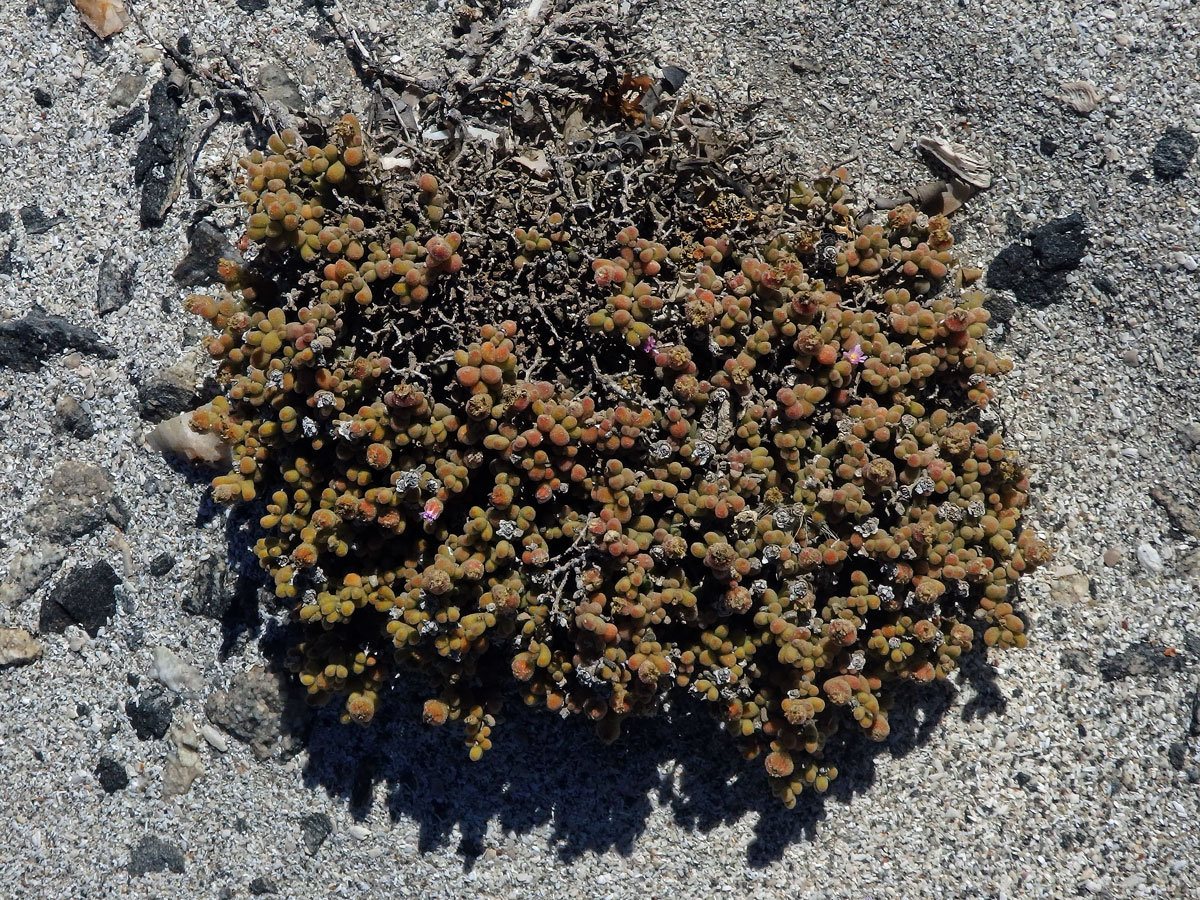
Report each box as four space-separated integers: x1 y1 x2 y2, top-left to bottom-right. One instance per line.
182 103 1048 806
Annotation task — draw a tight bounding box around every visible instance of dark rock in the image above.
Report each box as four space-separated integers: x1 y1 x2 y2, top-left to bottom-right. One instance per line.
96 257 137 315
94 755 129 793
1029 213 1089 271
1099 641 1187 682
983 292 1016 326
249 877 278 895
1092 274 1117 296
0 211 13 276
19 205 67 235
108 103 145 136
39 560 119 636
176 34 192 56
185 556 239 619
35 0 69 22
0 306 116 372
206 666 307 760
298 812 332 855
149 553 176 577
173 220 241 286
54 395 95 439
1191 681 1200 736
660 65 688 93
1168 742 1188 771
135 79 188 228
134 81 184 182
106 494 131 530
33 87 53 108
135 356 209 422
1150 126 1197 181
1014 771 1032 788
128 835 185 876
258 65 303 111
26 460 115 542
1038 136 1057 156
987 213 1089 307
126 687 174 740
237 0 269 10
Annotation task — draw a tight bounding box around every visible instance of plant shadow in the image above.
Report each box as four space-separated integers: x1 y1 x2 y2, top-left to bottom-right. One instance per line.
294 656 969 865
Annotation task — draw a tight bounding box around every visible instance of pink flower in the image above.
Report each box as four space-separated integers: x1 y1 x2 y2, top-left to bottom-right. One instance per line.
842 344 867 366
642 335 657 354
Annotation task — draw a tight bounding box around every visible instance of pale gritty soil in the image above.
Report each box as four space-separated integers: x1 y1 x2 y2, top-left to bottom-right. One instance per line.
1 0 1198 898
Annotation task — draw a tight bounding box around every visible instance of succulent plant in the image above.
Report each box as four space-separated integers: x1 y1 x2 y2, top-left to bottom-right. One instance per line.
180 113 1048 806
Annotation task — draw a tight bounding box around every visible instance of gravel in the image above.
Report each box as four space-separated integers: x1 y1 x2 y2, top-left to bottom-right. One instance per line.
1 0 1198 897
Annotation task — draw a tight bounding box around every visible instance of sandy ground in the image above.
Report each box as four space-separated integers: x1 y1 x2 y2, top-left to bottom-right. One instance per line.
1 0 1198 897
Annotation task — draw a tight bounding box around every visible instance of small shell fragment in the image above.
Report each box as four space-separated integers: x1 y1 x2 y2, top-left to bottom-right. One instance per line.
916 137 993 189
200 723 228 752
874 178 979 215
512 148 552 177
1057 81 1101 114
74 0 130 38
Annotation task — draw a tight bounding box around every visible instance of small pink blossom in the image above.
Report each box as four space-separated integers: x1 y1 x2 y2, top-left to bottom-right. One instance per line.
421 499 442 522
842 344 867 366
642 335 657 354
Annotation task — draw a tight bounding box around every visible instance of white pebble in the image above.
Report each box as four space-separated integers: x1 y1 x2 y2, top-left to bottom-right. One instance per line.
1135 543 1163 573
149 646 204 693
65 627 89 653
200 723 228 752
347 824 371 841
